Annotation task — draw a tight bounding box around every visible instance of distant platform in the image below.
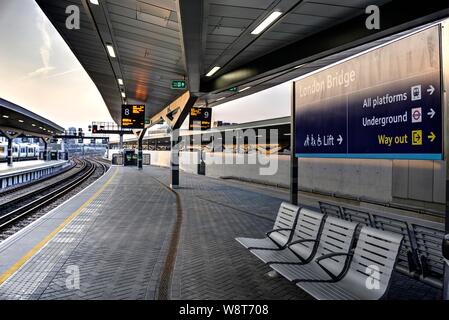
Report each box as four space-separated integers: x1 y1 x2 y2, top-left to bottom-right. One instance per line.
0 160 67 176
0 160 69 190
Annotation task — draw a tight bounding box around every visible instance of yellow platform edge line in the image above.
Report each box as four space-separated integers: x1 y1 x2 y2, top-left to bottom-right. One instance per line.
0 167 118 285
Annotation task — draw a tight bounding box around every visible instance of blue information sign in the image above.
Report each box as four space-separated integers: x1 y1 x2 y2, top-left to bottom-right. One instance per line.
295 26 442 160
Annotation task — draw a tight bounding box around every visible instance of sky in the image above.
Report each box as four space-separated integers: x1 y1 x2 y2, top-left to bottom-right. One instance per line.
0 0 290 133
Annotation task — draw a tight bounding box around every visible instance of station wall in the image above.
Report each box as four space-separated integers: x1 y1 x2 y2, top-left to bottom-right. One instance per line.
121 150 445 208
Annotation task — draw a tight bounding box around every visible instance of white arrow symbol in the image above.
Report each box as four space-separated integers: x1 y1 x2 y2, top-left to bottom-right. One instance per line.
428 108 435 118
427 85 435 95
337 135 343 145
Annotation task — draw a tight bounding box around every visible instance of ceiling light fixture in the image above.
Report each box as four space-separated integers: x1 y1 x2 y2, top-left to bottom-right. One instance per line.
89 0 99 5
118 78 124 85
18 119 24 123
206 66 221 77
2 115 9 118
239 86 251 93
106 44 116 58
121 92 126 98
294 64 306 69
216 97 226 102
251 11 282 35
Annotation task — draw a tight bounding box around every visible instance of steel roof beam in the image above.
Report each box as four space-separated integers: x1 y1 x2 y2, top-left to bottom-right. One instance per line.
176 0 207 95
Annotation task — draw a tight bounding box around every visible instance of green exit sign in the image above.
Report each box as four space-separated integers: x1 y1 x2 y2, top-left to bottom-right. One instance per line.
171 80 186 89
228 87 237 92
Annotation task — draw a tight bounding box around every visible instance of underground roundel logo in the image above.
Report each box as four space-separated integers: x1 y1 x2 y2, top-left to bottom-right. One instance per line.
411 107 422 123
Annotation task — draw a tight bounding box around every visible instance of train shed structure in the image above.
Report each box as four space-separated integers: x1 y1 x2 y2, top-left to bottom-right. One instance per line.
0 98 65 166
1 0 447 303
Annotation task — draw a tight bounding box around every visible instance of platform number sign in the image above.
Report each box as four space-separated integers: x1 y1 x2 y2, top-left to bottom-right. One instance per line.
189 107 212 130
121 104 145 129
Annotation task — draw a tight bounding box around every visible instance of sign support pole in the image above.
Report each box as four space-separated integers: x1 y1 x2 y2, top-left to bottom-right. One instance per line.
170 129 180 189
119 133 123 150
441 22 449 301
290 82 298 205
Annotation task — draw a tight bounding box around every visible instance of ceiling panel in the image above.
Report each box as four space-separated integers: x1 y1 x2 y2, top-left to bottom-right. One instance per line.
202 0 392 78
36 0 186 124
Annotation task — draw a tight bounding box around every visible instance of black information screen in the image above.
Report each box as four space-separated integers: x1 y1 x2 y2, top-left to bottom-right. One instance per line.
121 105 145 129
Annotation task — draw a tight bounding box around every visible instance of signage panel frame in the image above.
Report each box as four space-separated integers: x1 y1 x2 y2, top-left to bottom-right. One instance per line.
293 25 444 161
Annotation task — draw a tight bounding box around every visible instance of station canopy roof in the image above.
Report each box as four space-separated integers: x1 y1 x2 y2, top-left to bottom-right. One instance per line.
36 0 449 124
0 98 65 138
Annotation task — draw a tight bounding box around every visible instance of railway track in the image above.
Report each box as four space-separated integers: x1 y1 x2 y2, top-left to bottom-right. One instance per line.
0 158 108 231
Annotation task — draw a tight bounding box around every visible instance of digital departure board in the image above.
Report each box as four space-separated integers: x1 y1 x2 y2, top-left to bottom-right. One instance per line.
121 104 145 129
189 107 212 130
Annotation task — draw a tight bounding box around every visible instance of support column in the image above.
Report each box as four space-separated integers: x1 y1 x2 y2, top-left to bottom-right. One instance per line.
119 133 123 150
170 130 180 189
7 137 13 167
137 128 147 170
40 137 48 161
290 82 298 205
1 130 20 167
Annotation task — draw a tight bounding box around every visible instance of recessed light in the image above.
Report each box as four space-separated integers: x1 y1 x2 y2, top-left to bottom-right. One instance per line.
206 66 221 77
118 78 124 85
251 11 282 35
18 119 24 123
106 44 116 58
2 115 9 118
121 92 126 98
89 0 99 5
239 86 251 93
32 124 36 127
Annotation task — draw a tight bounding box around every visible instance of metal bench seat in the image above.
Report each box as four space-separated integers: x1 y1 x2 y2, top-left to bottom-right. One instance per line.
235 202 300 250
250 209 324 264
270 217 358 282
319 201 341 218
296 226 403 300
412 224 446 288
372 214 418 275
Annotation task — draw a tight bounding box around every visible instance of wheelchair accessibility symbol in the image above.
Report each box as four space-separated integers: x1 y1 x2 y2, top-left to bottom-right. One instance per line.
412 130 422 145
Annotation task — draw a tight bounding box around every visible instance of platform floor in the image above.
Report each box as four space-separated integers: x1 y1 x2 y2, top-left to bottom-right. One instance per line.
0 160 66 175
0 166 442 300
